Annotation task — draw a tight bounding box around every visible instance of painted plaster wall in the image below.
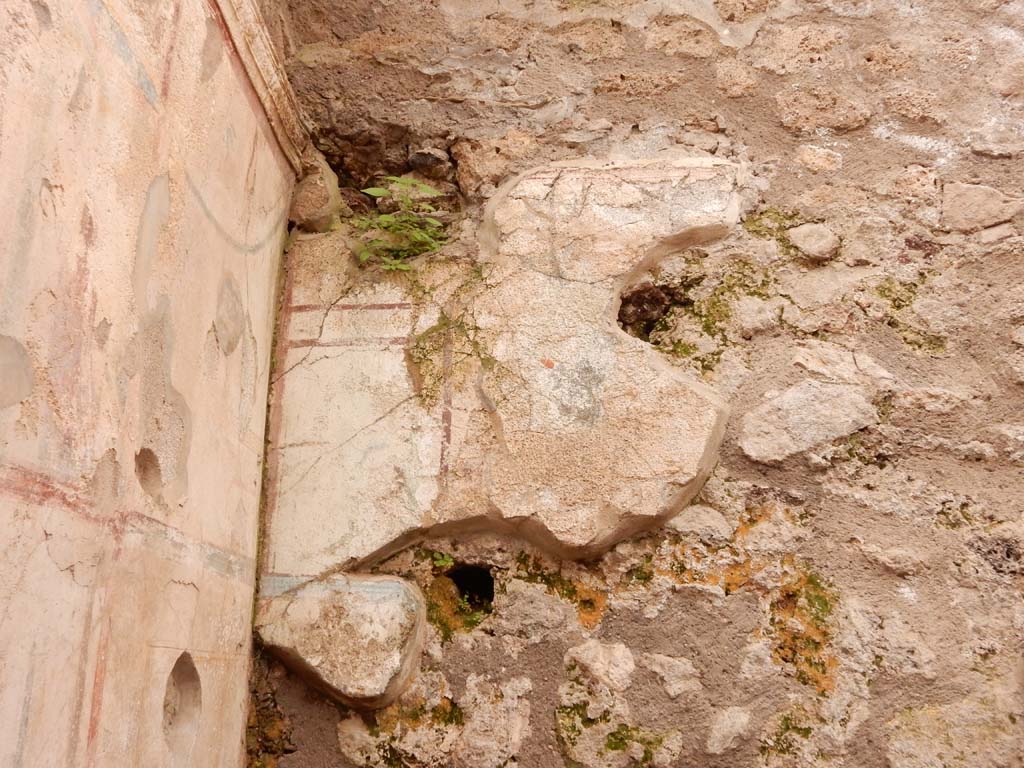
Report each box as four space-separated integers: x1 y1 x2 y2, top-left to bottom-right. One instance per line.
0 0 297 765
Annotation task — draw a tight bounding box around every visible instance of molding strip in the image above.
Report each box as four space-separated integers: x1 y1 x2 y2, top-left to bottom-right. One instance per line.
212 0 309 174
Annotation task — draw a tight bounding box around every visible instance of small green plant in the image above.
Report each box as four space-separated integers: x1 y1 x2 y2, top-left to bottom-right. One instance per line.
355 176 447 271
431 550 455 571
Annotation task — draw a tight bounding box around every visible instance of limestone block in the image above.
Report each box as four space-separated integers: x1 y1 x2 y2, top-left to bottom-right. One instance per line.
256 574 425 708
461 155 737 556
739 379 878 463
787 222 840 261
941 182 1023 233
566 639 636 692
706 706 751 754
641 653 702 698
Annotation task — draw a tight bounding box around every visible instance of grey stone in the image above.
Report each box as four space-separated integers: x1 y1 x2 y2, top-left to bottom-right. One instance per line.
706 706 751 754
256 574 425 708
942 182 1023 233
565 639 636 692
739 379 878 462
787 222 840 261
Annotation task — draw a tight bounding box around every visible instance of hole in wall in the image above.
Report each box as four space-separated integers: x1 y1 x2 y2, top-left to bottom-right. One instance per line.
617 282 672 341
134 447 162 498
447 564 495 612
163 651 202 760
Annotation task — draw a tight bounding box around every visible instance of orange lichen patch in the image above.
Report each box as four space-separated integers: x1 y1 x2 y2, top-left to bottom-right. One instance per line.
665 539 776 597
723 559 754 594
768 569 839 696
424 575 488 642
660 520 840 697
734 500 798 542
575 585 608 629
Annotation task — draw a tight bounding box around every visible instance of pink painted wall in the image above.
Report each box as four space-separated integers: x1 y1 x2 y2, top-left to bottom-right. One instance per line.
0 0 298 764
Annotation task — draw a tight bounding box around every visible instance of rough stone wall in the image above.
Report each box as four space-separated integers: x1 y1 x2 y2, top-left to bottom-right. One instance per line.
0 0 298 765
254 0 1024 766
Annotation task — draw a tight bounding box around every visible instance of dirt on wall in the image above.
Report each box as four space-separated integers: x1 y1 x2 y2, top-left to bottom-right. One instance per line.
251 0 1024 765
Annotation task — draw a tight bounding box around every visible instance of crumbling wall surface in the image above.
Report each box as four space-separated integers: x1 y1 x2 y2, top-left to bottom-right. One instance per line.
255 0 1024 766
0 0 298 765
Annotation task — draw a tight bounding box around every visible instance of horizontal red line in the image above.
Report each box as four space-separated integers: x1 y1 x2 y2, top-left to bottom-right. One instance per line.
287 336 408 349
0 462 252 570
287 302 412 313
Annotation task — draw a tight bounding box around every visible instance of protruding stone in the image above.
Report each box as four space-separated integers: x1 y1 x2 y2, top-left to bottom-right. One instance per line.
408 146 453 180
739 379 878 463
666 504 733 543
706 707 751 754
941 182 1023 233
791 340 893 389
289 154 347 232
255 574 425 708
787 222 840 261
641 653 702 698
565 639 636 692
796 144 843 172
465 154 737 556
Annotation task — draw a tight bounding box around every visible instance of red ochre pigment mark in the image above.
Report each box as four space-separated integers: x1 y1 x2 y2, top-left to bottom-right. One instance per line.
85 618 111 761
0 463 89 515
541 358 555 368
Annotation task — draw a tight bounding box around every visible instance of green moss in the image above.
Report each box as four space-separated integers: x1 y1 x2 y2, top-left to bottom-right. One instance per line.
601 723 664 764
742 208 802 258
408 312 496 406
646 259 774 374
555 702 609 747
768 568 839 695
431 699 465 726
625 555 655 585
425 574 492 643
876 278 918 311
875 276 947 353
886 318 947 352
841 432 890 468
689 260 774 338
759 711 814 757
604 724 633 751
802 573 834 624
515 553 580 601
668 340 697 358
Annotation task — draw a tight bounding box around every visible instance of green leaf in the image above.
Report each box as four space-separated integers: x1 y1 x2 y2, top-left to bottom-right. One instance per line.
360 187 389 198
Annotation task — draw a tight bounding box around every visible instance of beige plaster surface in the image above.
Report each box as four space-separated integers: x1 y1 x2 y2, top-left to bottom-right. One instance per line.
0 0 297 764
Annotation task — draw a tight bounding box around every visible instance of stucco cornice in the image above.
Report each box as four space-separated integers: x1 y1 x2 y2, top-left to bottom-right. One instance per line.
211 0 309 174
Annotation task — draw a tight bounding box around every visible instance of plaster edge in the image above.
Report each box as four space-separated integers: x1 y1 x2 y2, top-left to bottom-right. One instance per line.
213 0 309 173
